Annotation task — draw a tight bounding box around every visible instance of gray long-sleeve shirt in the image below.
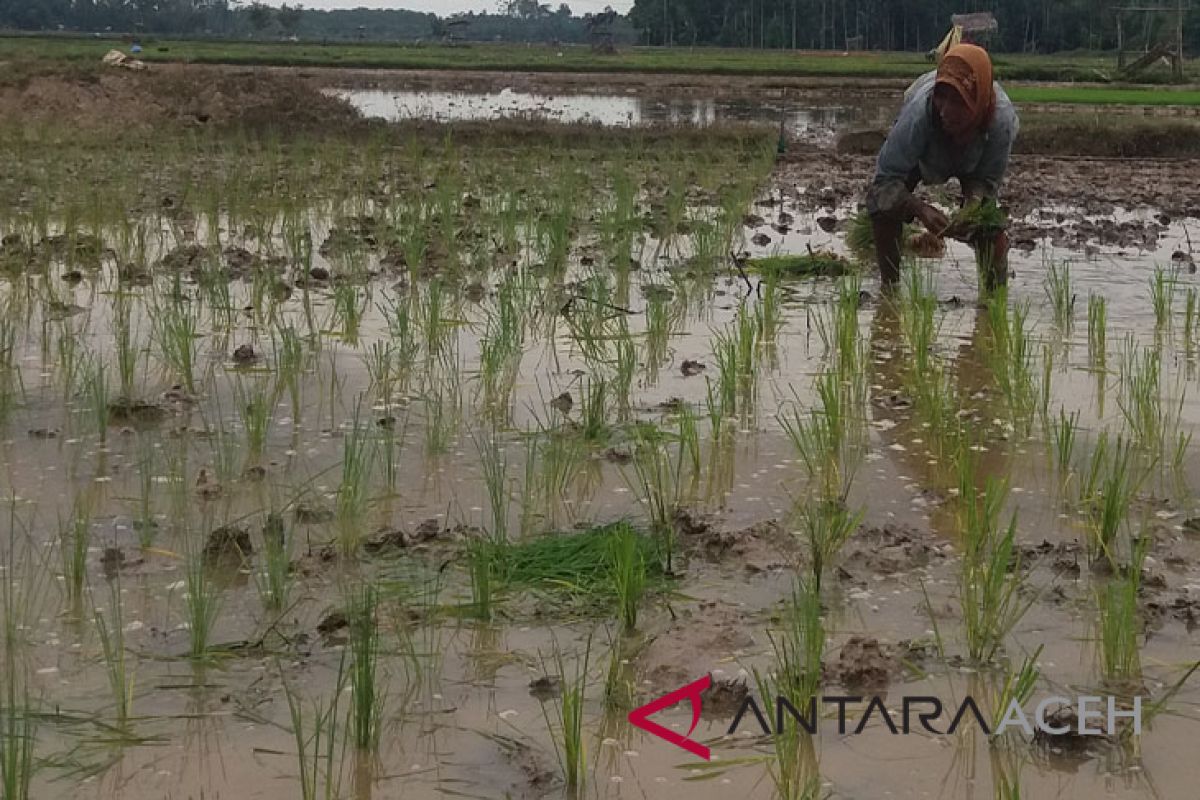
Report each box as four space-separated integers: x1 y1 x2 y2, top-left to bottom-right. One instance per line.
866 71 1019 217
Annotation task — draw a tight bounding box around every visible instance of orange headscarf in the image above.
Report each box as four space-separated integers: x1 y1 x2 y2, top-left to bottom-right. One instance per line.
935 44 996 132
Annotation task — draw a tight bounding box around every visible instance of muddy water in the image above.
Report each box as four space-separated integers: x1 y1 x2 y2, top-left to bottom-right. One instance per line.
335 87 893 144
4 183 1200 800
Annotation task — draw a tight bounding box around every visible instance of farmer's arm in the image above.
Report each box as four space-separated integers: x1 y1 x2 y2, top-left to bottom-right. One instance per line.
866 77 934 222
962 90 1019 201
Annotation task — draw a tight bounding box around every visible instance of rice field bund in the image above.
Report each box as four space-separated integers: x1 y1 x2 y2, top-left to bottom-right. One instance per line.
2 65 1200 800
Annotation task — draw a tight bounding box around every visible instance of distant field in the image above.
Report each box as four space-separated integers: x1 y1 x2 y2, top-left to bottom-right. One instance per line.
3 34 1192 84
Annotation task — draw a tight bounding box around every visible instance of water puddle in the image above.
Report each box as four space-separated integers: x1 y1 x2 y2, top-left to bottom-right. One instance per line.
335 87 893 142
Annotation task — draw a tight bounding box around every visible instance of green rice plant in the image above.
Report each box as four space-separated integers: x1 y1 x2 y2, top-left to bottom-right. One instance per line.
1097 536 1148 687
282 663 345 800
770 580 825 708
628 424 679 574
182 548 221 660
711 309 758 420
256 512 293 614
92 579 134 729
1116 336 1183 458
1048 407 1081 479
1149 266 1177 329
112 293 141 400
134 437 157 548
1087 293 1107 369
579 376 609 443
474 428 511 545
0 506 36 800
234 377 274 462
608 524 646 633
602 631 633 711
336 405 377 555
1185 287 1198 355
1078 434 1145 565
272 323 306 423
983 291 1037 432
153 292 201 394
779 373 863 504
539 641 590 795
1043 261 1075 330
59 500 91 613
468 539 498 621
751 661 823 800
989 645 1043 735
612 327 636 422
84 356 110 442
957 458 1033 665
346 585 385 752
796 500 863 593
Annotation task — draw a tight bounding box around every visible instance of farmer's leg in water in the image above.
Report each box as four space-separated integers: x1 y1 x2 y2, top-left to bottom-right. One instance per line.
977 229 1009 292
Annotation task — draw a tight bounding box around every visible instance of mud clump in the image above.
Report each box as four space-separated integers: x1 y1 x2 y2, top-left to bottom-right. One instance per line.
830 636 898 691
204 525 253 562
843 523 945 578
701 674 750 718
528 675 562 701
108 397 170 425
638 603 756 692
673 509 791 572
363 519 450 554
294 499 334 525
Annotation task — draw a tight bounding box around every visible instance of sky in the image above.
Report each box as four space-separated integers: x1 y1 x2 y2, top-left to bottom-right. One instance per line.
255 1 634 14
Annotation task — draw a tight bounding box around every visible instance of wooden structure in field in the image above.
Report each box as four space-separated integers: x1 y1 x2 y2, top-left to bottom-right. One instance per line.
1116 2 1187 81
951 12 999 41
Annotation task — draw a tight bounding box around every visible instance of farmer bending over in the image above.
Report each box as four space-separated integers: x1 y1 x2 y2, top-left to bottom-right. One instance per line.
866 44 1019 292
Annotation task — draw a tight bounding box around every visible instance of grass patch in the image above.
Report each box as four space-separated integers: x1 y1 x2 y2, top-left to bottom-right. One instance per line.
3 36 1165 82
490 522 665 608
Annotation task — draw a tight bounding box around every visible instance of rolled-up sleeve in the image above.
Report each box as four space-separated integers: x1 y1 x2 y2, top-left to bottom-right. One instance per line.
866 87 931 218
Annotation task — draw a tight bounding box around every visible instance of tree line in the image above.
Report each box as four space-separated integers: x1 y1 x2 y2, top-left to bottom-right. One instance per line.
628 0 1196 54
0 0 1194 53
0 0 637 44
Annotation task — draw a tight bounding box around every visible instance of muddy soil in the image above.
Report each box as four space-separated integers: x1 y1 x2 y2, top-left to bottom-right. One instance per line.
0 63 361 132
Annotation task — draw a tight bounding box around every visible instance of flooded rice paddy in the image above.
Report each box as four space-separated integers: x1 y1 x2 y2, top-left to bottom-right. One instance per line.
335 87 893 144
1 120 1200 800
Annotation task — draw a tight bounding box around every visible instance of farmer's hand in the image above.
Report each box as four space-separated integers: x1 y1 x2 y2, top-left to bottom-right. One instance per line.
913 202 950 237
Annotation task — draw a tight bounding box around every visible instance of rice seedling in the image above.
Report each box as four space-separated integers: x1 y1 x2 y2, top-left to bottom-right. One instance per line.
578 376 609 443
153 291 201 395
59 500 91 613
1048 406 1081 480
272 322 306 423
346 585 385 753
84 356 110 441
796 499 863 593
957 457 1034 665
1097 535 1149 688
181 538 222 661
983 291 1037 432
770 580 825 707
1078 434 1145 565
628 424 679 574
988 645 1043 735
1116 336 1184 459
336 404 377 555
608 524 646 633
538 640 590 795
1043 261 1075 331
1087 293 1107 369
474 428 512 545
468 539 498 621
111 293 142 400
282 663 345 800
256 512 293 614
780 372 864 504
0 507 37 800
234 377 274 462
1149 266 1177 329
1185 287 1199 355
751 664 824 800
92 579 134 729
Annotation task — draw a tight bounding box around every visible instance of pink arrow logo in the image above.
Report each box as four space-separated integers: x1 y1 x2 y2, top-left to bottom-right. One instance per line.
627 674 711 760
